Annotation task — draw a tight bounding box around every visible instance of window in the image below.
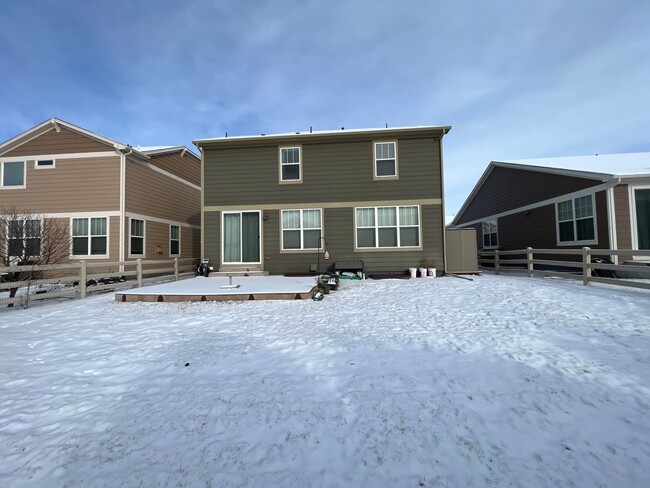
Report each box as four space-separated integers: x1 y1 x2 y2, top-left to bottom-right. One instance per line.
72 217 107 256
356 205 419 248
1 161 26 188
281 209 322 250
556 195 596 244
374 142 397 178
8 219 41 257
633 188 650 250
170 225 180 256
35 159 55 169
280 147 301 182
482 220 498 248
130 219 145 256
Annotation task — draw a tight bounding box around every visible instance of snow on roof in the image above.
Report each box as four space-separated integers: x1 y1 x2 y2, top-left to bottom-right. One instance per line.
498 152 650 177
193 125 451 144
137 146 200 159
138 146 176 152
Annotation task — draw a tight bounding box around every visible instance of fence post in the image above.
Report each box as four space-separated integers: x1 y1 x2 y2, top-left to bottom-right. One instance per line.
527 247 534 277
494 250 500 275
174 258 179 281
582 247 592 286
137 259 143 288
79 261 87 299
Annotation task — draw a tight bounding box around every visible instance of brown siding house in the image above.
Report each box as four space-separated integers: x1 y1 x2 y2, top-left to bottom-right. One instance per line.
194 125 452 275
0 118 200 266
451 153 650 265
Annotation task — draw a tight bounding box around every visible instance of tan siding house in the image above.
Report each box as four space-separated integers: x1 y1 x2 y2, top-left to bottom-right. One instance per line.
194 125 451 275
0 118 200 266
451 153 650 266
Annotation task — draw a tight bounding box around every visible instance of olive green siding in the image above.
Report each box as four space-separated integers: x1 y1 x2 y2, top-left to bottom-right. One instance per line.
204 137 442 206
204 211 221 263
203 205 444 274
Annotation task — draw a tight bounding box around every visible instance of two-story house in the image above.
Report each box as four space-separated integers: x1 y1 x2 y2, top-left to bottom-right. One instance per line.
0 118 200 265
193 126 451 275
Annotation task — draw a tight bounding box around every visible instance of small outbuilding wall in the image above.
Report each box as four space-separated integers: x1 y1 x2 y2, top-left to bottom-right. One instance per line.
446 228 478 274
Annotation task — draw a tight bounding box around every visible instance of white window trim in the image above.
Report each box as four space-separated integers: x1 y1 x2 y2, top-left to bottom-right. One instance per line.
280 208 324 252
354 205 422 250
5 218 43 259
482 219 498 249
0 160 27 189
555 194 598 246
170 224 181 257
373 141 398 180
279 146 302 184
35 159 56 169
129 218 146 258
629 184 650 256
69 217 109 259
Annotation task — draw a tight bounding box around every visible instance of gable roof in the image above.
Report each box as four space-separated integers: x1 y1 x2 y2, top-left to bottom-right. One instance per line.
451 151 650 226
0 117 155 160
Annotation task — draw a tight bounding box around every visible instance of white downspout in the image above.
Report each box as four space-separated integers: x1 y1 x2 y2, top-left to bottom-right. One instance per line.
606 178 621 264
439 130 449 274
119 146 133 271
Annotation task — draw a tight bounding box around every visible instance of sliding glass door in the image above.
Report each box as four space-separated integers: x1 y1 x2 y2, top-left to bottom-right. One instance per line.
634 188 650 250
223 211 261 264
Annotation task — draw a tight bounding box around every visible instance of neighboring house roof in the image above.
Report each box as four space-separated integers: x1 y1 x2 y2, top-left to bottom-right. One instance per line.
451 151 650 227
0 117 150 160
193 125 452 146
138 145 200 160
498 152 650 179
0 118 201 163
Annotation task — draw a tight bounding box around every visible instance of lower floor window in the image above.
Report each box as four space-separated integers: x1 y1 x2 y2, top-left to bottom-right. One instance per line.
482 219 498 248
8 219 41 257
72 217 107 256
130 219 145 255
170 225 180 255
557 195 595 244
356 205 420 248
282 209 322 249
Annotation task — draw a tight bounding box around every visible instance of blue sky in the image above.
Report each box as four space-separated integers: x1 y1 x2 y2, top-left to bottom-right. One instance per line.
1 0 649 215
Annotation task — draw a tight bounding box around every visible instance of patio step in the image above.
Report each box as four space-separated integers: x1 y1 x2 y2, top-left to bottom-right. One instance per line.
212 267 268 277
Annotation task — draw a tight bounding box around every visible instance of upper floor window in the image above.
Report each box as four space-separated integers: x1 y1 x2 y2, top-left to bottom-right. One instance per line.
281 209 322 250
1 161 26 188
356 205 419 248
8 219 41 257
280 147 301 183
72 217 107 256
556 194 596 244
170 225 180 256
130 219 145 256
482 219 498 248
374 142 397 178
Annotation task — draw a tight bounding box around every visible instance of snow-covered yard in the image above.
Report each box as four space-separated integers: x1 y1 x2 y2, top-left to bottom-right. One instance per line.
1 274 649 487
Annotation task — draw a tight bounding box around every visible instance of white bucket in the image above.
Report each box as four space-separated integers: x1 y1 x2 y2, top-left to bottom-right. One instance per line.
418 267 427 278
428 268 437 278
409 268 417 278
